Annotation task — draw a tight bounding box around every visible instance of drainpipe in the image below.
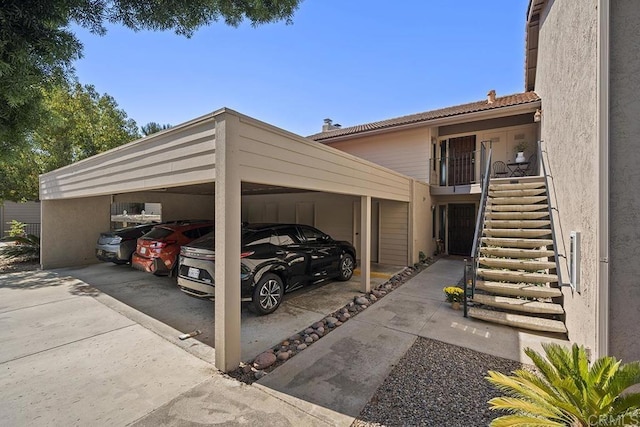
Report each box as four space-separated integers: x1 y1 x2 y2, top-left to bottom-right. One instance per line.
596 0 610 358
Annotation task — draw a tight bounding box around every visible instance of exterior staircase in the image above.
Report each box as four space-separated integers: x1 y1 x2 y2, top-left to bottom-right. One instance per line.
468 177 567 335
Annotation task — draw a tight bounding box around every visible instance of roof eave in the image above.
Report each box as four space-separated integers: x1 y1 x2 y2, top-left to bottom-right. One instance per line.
313 100 541 144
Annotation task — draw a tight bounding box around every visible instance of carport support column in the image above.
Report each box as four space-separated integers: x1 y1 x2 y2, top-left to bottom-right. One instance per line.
214 115 241 372
360 196 371 292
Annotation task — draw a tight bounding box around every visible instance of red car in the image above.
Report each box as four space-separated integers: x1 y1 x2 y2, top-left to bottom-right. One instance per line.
131 220 214 276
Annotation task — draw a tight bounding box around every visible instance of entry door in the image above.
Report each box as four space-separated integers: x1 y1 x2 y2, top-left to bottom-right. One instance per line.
353 200 379 263
447 203 476 256
448 136 476 185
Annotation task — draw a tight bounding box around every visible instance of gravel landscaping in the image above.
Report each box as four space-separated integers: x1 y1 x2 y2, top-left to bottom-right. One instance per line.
352 337 529 427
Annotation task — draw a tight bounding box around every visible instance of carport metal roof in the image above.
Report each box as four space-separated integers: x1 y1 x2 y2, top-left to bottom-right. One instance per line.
39 108 415 372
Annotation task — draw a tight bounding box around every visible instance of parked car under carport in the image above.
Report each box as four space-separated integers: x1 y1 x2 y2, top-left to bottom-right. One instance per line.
177 223 357 315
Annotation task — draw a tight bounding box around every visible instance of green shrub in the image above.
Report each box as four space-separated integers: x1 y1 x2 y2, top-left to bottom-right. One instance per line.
8 219 26 237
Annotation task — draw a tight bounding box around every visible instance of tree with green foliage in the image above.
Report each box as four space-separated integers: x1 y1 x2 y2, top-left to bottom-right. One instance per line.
0 0 301 153
0 80 140 202
141 122 172 136
486 343 640 426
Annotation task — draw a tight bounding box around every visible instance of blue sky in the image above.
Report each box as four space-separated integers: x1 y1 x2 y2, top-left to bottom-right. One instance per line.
72 1 530 137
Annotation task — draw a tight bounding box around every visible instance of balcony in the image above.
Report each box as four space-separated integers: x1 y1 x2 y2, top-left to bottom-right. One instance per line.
429 145 539 195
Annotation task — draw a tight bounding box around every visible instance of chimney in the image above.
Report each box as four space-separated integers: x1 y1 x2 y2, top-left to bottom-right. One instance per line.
487 89 496 104
322 118 341 132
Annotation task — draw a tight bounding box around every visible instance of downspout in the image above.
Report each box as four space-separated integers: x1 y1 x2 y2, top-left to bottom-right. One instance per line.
596 0 610 358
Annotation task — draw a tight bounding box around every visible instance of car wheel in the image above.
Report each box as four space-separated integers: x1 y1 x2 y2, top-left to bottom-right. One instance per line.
250 273 284 315
338 254 355 281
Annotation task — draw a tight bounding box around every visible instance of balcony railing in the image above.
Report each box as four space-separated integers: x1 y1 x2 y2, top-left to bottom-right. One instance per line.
430 148 484 187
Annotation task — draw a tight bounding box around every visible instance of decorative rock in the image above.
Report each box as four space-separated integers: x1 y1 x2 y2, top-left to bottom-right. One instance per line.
355 296 369 305
379 290 387 295
348 302 355 307
305 336 313 344
282 340 290 346
254 370 267 380
297 343 308 351
266 348 275 353
294 339 301 345
316 326 325 335
348 306 358 313
277 351 290 361
242 364 253 374
289 334 301 341
304 327 314 335
360 304 368 309
327 322 335 328
310 333 319 341
338 315 348 322
372 290 382 298
341 307 349 314
342 312 350 319
369 294 378 301
313 321 324 329
280 345 289 352
325 316 338 324
335 321 343 327
253 351 277 370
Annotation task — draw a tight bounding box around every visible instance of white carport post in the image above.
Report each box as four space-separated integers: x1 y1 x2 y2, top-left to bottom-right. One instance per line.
360 195 371 292
214 114 241 372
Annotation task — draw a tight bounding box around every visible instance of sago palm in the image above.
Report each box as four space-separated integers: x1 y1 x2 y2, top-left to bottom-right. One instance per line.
486 343 640 426
0 234 40 260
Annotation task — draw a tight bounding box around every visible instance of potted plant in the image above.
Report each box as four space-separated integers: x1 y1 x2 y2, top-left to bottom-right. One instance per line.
514 141 528 163
443 286 464 310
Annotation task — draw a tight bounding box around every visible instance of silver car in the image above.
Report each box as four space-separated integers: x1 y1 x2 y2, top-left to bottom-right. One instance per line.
96 223 158 264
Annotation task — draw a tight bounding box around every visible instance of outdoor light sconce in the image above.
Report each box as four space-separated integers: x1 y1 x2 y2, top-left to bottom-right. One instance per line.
534 108 542 122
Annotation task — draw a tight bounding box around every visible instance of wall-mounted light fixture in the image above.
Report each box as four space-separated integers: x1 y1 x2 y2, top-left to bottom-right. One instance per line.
534 108 542 123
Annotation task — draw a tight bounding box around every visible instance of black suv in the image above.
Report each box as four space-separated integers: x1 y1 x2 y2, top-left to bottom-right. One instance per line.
177 223 357 315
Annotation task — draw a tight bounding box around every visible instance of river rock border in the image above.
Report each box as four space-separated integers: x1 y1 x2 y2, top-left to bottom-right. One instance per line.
227 258 434 384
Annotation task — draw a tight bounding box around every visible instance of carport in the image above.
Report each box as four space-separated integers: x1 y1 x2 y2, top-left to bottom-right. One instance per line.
39 108 429 371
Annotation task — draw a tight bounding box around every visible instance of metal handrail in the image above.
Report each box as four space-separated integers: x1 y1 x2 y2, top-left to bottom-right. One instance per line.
465 141 492 317
538 140 564 288
432 148 484 186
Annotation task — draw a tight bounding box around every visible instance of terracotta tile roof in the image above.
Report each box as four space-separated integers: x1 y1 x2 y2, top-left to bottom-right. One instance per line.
308 91 540 141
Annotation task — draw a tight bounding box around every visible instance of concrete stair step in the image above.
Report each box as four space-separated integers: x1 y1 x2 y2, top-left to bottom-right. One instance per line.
483 229 552 238
478 257 556 271
472 294 564 315
489 196 548 205
480 247 555 258
477 268 558 284
468 307 567 334
488 204 549 212
484 220 551 229
475 280 562 298
489 182 546 191
481 237 553 249
489 188 547 198
485 211 549 220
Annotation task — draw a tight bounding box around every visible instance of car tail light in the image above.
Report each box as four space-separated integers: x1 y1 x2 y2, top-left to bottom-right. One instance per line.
240 251 254 259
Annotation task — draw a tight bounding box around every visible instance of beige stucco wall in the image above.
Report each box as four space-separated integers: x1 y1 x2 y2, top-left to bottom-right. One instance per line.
41 196 111 269
410 180 433 263
324 127 432 183
535 0 599 354
609 0 640 362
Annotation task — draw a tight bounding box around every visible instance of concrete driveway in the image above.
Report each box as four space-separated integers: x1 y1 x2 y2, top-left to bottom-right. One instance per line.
0 268 341 426
48 262 395 361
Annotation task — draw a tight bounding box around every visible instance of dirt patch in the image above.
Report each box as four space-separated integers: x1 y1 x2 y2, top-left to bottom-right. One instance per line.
0 255 40 274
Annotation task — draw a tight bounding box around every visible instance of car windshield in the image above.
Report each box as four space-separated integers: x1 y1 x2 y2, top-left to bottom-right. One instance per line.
143 227 174 239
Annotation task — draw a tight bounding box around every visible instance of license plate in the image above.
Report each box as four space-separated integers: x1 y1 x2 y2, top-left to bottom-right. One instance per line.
140 247 147 254
187 267 200 279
